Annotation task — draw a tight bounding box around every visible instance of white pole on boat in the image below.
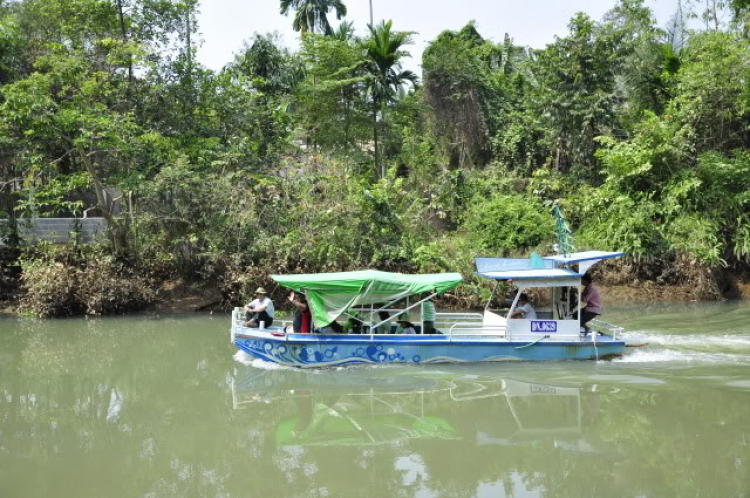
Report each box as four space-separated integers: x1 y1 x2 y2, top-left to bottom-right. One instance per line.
370 293 438 332
485 281 499 311
506 290 522 320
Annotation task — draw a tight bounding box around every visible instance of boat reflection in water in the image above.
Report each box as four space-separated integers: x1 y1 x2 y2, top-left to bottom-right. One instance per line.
473 379 614 456
232 366 459 446
231 364 616 456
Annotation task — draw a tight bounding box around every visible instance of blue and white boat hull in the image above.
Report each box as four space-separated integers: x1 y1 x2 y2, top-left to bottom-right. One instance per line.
233 330 625 368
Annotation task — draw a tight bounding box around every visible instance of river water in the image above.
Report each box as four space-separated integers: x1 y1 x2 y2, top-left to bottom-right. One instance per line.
1 301 749 498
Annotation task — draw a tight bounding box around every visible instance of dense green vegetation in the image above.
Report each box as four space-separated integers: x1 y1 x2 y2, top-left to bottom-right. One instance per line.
1 0 749 315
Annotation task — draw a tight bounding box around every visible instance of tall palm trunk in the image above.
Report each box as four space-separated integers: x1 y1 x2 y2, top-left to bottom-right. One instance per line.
115 0 133 85
373 105 379 178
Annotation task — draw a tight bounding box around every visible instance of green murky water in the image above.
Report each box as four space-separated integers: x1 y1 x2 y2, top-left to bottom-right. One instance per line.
2 302 750 498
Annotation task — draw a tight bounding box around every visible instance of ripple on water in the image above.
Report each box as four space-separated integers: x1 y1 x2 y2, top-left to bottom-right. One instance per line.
615 348 750 365
588 374 666 385
626 332 750 351
726 379 750 390
233 350 291 370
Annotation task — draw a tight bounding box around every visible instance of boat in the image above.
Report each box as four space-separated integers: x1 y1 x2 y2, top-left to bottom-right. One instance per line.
230 250 628 367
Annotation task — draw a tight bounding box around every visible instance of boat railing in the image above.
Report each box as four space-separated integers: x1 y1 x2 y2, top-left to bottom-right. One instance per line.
445 323 587 342
435 312 484 320
231 307 291 342
446 323 507 339
434 312 484 328
589 318 624 340
231 307 242 343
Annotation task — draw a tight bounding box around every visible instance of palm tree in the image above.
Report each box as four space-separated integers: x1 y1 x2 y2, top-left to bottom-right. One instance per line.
363 20 418 177
330 20 356 42
279 0 347 35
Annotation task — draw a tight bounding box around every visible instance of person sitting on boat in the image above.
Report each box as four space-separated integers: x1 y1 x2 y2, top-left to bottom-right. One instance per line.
373 309 393 334
395 315 417 334
244 287 275 328
287 291 311 334
318 320 344 334
510 293 537 319
343 310 363 334
578 273 601 334
421 291 438 334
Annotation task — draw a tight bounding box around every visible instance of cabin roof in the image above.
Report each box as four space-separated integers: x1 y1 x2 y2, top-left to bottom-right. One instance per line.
543 251 626 265
477 268 581 281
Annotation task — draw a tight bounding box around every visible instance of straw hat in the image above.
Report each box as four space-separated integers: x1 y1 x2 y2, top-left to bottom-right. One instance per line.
255 287 268 294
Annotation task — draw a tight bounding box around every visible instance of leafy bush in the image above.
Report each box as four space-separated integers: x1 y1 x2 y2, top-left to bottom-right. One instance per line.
19 259 82 317
663 214 723 265
19 248 155 318
76 258 156 315
575 186 663 259
463 193 554 255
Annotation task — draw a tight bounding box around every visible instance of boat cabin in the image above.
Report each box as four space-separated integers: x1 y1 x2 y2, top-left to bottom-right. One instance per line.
476 251 625 339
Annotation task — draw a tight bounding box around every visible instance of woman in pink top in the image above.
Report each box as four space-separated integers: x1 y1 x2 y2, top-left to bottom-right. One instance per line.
579 273 601 333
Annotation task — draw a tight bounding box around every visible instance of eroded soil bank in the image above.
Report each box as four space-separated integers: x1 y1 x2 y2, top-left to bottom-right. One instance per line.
4 276 749 318
1 245 748 318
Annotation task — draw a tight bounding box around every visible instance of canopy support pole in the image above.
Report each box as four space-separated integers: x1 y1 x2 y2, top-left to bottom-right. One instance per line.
506 290 522 320
371 293 438 332
485 281 499 312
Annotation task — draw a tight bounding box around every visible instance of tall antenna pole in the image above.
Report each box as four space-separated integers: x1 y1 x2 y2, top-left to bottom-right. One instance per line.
369 0 373 25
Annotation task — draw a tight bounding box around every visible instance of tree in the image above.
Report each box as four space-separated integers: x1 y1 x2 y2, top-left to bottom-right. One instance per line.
532 13 618 179
599 0 673 127
279 0 347 35
229 32 302 95
296 33 370 150
422 22 495 169
0 0 191 253
330 19 355 42
363 20 417 177
223 33 300 165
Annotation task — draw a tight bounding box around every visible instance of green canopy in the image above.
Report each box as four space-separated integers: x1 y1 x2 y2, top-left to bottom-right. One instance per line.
271 270 463 327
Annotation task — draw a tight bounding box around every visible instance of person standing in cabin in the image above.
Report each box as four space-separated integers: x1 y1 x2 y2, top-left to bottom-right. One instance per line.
244 287 275 328
288 291 311 333
421 291 438 334
579 273 601 333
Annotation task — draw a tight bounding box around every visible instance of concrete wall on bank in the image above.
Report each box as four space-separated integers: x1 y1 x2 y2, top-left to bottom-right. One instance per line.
0 218 108 246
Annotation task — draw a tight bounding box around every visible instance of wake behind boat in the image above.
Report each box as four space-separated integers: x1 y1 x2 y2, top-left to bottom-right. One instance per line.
230 251 629 367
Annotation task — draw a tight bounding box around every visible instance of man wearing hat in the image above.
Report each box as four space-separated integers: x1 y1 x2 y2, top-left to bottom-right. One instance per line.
395 314 417 335
244 287 275 328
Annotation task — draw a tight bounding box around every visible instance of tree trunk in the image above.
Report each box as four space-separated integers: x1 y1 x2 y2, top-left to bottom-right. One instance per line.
80 151 127 255
3 162 20 246
380 101 387 178
185 6 192 78
115 0 133 84
373 106 379 178
183 3 194 130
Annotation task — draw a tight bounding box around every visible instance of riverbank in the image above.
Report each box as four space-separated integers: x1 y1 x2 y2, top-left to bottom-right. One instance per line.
3 275 749 318
2 244 749 318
